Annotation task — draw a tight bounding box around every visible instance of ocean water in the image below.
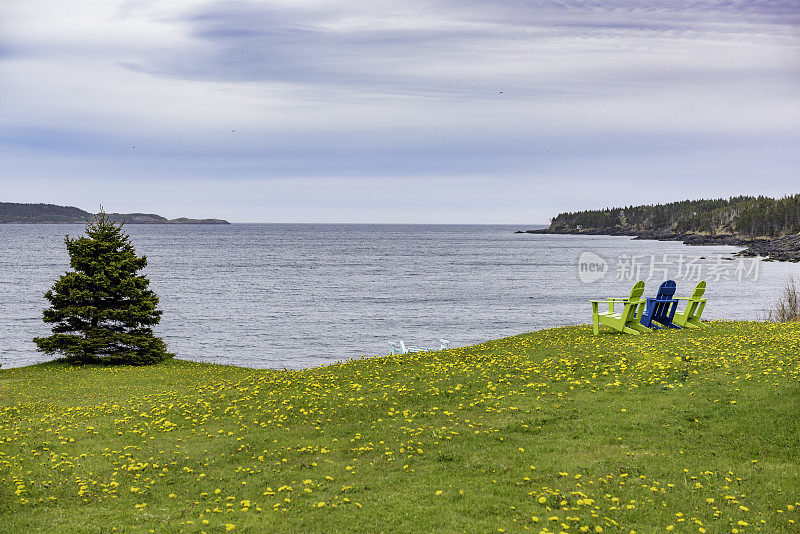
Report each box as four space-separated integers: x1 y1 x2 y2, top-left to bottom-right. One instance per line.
1 224 796 369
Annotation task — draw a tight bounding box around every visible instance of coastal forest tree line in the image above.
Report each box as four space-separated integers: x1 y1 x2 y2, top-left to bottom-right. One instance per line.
549 194 800 237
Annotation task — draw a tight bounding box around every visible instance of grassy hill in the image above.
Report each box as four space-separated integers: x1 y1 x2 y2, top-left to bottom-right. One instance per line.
1 322 798 533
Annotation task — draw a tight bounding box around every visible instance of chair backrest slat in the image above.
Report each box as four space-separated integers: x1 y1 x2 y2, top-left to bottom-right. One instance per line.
655 280 677 299
691 280 706 299
629 281 645 300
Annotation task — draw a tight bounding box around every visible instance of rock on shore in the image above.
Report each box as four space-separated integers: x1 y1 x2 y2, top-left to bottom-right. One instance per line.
516 228 800 262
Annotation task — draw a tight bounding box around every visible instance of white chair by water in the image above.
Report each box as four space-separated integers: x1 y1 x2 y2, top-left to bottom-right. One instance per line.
389 339 449 355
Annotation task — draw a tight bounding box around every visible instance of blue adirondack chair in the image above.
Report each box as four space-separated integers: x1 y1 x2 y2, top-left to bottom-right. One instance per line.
640 280 680 329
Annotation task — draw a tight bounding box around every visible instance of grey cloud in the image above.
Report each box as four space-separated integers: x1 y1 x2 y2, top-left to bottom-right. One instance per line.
131 5 498 95
440 0 800 25
5 120 796 180
121 0 799 99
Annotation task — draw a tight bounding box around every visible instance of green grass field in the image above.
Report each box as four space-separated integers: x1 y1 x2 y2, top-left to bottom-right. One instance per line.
1 321 799 533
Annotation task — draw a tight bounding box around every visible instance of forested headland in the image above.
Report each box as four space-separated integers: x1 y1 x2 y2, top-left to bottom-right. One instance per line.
523 194 800 261
0 202 229 224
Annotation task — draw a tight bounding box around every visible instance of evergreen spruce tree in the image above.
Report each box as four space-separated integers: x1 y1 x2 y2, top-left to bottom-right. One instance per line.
34 212 173 365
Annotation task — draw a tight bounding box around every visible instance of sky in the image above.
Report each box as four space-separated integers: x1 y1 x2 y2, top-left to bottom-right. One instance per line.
1 0 799 223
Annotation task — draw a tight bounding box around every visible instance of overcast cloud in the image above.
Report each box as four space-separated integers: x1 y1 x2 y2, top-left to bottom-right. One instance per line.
1 0 798 222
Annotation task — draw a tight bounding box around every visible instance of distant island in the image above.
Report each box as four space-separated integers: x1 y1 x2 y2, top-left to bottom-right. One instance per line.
518 195 800 262
0 203 230 225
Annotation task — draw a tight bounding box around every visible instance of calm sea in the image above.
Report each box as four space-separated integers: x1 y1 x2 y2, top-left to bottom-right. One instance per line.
1 224 796 369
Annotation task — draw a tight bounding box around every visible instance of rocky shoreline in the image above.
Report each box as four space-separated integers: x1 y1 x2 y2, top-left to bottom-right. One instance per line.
516 228 800 262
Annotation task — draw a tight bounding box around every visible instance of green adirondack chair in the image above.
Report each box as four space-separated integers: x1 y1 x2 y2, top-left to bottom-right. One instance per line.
672 281 708 328
590 281 650 336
